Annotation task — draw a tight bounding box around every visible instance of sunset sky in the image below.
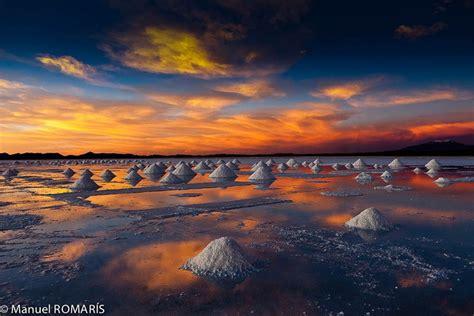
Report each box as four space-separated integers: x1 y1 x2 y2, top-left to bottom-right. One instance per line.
0 0 473 155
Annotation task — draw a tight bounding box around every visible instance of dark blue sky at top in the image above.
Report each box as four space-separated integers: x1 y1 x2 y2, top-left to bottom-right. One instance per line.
1 0 473 84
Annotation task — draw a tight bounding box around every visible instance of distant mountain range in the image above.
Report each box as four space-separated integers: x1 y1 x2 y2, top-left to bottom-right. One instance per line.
1 140 473 160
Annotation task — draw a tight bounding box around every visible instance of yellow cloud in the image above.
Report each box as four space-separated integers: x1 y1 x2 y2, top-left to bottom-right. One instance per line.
36 55 96 79
107 27 229 77
213 79 286 98
148 93 241 110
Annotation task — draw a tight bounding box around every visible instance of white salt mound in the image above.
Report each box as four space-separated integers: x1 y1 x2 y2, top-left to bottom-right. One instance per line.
286 158 298 168
251 161 270 171
248 166 276 181
159 172 183 184
209 164 236 178
345 162 353 169
81 169 94 177
332 163 341 170
277 163 289 171
181 237 257 281
63 168 75 177
101 169 116 179
172 163 196 176
124 169 143 181
2 168 17 177
353 158 367 169
225 161 240 170
144 163 165 174
70 175 99 191
388 158 405 169
345 207 393 231
193 161 211 172
380 170 393 180
355 172 372 182
425 159 442 170
413 167 423 174
434 177 451 187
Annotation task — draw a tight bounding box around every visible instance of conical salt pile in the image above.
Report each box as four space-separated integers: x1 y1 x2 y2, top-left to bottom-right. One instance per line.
266 159 276 166
159 172 183 184
166 165 176 172
2 168 17 177
353 158 367 169
248 166 276 182
156 161 167 169
124 169 143 182
434 177 451 187
426 168 438 178
286 158 298 168
311 164 321 173
345 207 392 231
345 163 353 169
173 163 196 177
355 172 372 183
127 166 138 173
209 164 236 179
425 159 442 170
181 237 257 281
251 161 270 171
373 164 379 169
413 167 423 174
388 158 405 169
63 168 75 177
70 174 100 191
232 159 241 165
380 170 393 180
193 161 211 172
81 169 94 177
225 161 240 171
313 159 322 166
144 163 165 174
216 159 226 165
101 169 116 180
277 163 289 171
332 163 341 170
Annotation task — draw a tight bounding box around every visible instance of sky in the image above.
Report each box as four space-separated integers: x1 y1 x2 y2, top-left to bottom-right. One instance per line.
0 0 473 155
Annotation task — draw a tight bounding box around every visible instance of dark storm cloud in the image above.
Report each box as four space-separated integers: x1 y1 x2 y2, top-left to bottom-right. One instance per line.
102 0 314 77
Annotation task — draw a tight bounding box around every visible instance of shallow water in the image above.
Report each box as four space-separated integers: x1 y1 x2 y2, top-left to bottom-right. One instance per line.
0 157 473 315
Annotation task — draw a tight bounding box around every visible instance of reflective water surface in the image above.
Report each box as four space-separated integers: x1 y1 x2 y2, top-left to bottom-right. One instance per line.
0 156 473 315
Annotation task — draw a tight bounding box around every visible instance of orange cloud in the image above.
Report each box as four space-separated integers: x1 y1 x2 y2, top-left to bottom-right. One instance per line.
395 22 447 40
349 88 472 107
310 78 383 100
37 55 96 80
0 78 26 91
1 81 473 155
214 79 286 98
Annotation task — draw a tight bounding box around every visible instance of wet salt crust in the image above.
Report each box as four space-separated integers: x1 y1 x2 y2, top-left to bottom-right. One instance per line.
320 191 363 197
0 214 43 231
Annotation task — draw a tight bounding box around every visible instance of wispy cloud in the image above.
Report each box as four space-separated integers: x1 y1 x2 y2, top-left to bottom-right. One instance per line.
310 77 383 100
394 22 447 40
147 92 242 111
37 55 96 80
349 88 472 107
213 79 286 98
